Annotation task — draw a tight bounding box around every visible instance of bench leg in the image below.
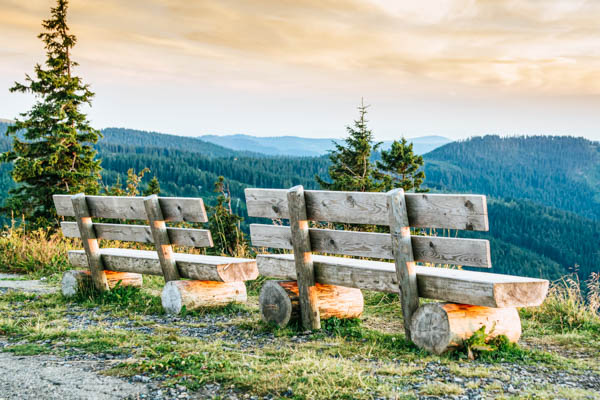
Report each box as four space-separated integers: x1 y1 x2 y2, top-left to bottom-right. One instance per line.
410 303 522 354
259 280 364 328
61 270 143 297
161 280 247 314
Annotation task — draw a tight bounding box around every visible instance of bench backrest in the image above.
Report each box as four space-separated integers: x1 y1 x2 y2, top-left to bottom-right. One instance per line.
53 193 214 289
54 194 213 248
246 188 491 268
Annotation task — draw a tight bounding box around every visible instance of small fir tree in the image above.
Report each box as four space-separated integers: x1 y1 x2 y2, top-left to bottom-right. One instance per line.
208 176 247 257
1 0 101 226
377 137 428 192
316 100 384 192
104 168 149 196
143 176 161 196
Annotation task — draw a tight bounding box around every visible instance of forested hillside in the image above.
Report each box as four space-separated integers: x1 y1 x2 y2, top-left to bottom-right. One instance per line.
424 135 600 220
0 122 597 283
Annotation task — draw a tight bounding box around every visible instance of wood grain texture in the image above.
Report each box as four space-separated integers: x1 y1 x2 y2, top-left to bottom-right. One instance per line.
388 188 419 340
258 280 363 327
250 224 491 268
68 249 258 282
410 303 521 354
161 280 247 314
71 193 109 291
61 222 213 248
61 270 143 297
245 188 488 230
255 254 549 308
144 195 180 282
53 194 208 222
287 185 320 330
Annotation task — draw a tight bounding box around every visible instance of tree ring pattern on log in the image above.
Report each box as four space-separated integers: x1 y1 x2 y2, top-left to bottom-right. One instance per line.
259 281 297 327
410 303 451 355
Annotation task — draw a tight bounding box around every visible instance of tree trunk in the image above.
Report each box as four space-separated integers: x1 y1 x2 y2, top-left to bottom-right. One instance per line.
259 280 364 327
61 270 142 297
161 280 247 314
410 302 521 354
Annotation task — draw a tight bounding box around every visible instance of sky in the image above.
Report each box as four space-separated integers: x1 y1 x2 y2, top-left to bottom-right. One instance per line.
0 0 599 141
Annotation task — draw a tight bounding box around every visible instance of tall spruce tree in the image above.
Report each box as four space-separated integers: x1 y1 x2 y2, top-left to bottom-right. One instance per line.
377 137 428 192
1 0 101 226
316 100 384 192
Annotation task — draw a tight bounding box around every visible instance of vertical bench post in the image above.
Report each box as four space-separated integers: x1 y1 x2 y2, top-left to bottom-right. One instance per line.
287 185 321 330
144 194 180 282
71 193 109 291
387 188 419 341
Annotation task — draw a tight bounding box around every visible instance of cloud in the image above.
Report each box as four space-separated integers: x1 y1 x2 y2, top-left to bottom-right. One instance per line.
1 0 599 94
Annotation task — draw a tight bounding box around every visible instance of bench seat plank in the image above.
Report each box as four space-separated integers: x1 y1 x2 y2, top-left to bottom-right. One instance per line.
256 254 548 308
68 248 258 282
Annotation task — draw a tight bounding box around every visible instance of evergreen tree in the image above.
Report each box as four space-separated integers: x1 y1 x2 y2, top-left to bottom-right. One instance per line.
143 176 161 196
316 100 384 192
377 137 428 192
1 0 101 226
208 176 247 257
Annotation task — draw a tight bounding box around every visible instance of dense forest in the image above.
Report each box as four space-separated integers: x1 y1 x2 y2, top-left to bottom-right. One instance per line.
1 122 598 283
424 135 600 221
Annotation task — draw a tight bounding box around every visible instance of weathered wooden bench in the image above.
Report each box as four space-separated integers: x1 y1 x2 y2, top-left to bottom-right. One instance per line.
246 186 549 354
53 193 258 313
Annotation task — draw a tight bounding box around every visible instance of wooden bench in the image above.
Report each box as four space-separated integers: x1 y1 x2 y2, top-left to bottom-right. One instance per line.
53 193 258 313
246 186 549 354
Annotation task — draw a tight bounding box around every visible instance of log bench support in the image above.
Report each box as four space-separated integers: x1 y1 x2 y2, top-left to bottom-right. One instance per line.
62 270 143 297
410 303 522 354
259 280 364 327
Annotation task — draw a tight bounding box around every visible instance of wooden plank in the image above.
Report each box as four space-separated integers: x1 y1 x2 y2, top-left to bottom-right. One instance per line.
250 224 491 268
245 188 488 230
255 254 549 308
71 193 109 291
144 194 180 282
61 222 213 248
53 194 208 222
68 248 258 282
287 185 320 330
387 188 419 340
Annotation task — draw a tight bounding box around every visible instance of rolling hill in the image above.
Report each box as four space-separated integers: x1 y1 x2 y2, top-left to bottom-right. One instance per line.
199 134 451 156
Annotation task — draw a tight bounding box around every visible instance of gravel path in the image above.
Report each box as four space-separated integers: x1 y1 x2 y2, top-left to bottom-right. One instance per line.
0 273 56 294
0 351 148 400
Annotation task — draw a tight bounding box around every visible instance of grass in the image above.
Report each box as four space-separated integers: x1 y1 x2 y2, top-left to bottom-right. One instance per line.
0 230 599 398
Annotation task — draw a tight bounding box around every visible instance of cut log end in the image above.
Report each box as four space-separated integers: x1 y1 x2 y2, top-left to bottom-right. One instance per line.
410 302 521 355
161 280 247 314
61 270 143 297
259 280 364 327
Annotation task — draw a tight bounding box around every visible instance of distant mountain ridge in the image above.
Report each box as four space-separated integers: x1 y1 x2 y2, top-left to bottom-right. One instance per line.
199 134 452 156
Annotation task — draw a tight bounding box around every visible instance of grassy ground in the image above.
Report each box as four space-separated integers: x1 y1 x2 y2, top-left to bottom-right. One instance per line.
0 228 599 399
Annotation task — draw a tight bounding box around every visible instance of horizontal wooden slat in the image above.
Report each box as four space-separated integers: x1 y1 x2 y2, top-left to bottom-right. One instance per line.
245 189 488 231
68 248 257 282
61 222 213 248
256 254 548 308
53 195 208 222
250 224 491 268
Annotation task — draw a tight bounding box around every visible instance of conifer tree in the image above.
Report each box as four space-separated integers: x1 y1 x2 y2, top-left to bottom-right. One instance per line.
143 176 161 196
1 0 101 226
377 137 428 192
316 100 384 192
